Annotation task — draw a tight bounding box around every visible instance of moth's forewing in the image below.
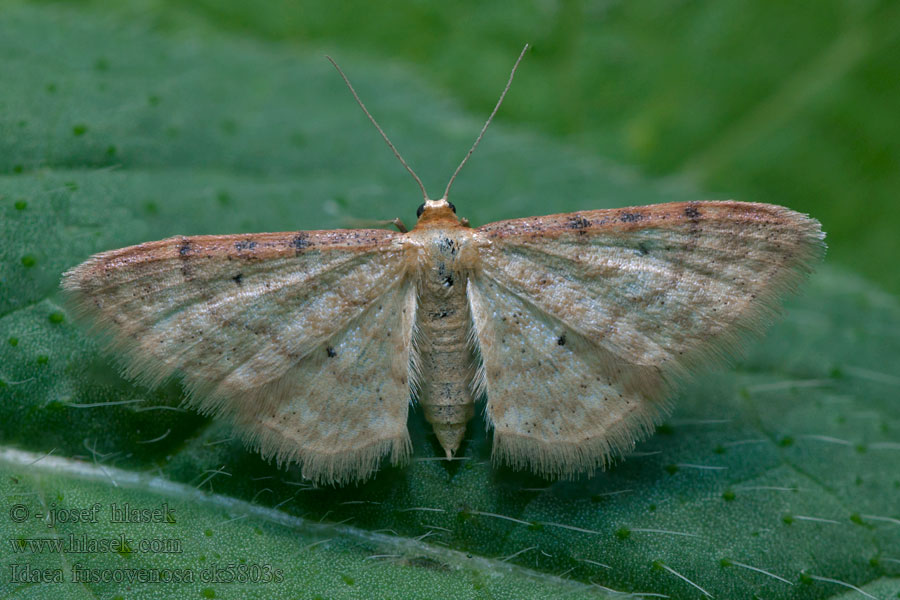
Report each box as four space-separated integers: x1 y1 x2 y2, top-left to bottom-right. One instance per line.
62 229 415 484
470 201 824 477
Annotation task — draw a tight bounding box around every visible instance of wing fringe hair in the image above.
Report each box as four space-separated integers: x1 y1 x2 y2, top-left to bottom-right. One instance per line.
489 394 664 479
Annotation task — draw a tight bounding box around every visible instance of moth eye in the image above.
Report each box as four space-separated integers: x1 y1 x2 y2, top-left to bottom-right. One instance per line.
416 203 425 218
448 202 457 214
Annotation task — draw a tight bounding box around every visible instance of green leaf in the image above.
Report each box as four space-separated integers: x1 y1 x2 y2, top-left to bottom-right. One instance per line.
1 4 898 598
0 450 604 599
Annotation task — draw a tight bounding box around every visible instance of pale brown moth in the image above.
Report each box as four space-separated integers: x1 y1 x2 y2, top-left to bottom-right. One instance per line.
61 46 825 485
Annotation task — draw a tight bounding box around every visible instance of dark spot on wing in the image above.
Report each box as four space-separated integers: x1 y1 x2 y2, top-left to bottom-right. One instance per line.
178 239 193 279
291 233 310 254
619 212 644 223
232 273 243 286
326 346 337 358
557 333 566 346
684 204 701 222
234 239 257 251
568 215 591 231
637 242 650 256
429 308 454 319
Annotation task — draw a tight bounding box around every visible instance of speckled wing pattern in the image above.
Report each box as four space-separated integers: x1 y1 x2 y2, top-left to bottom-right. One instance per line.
470 201 825 477
62 229 415 484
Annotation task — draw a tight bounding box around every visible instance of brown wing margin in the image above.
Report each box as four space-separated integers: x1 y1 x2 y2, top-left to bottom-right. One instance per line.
477 200 818 241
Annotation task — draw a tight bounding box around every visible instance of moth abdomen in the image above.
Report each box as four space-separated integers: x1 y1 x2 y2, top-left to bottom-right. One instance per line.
411 228 480 458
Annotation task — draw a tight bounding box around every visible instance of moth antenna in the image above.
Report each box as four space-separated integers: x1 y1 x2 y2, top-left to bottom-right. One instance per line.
326 55 430 202
442 43 529 202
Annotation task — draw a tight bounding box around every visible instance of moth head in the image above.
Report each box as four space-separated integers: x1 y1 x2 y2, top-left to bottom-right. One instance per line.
414 198 459 227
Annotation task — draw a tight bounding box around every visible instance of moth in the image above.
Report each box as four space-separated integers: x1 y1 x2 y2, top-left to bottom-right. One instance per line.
61 46 825 485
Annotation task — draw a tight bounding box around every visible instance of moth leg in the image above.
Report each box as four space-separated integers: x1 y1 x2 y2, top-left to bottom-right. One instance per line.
390 218 408 233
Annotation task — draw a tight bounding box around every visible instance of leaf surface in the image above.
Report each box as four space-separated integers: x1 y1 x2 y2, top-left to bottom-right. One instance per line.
1 5 898 599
